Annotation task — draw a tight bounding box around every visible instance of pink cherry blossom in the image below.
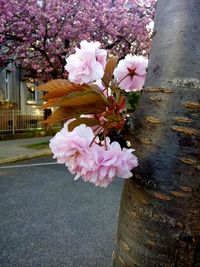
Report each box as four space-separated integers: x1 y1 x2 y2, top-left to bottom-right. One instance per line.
49 122 71 164
49 123 98 172
114 54 148 92
65 40 107 84
83 139 138 187
49 124 138 187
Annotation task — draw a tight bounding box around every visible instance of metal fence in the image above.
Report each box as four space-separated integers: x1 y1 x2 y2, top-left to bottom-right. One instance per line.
0 110 45 133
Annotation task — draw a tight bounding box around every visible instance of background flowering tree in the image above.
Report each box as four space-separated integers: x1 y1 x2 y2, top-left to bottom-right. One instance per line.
0 0 156 80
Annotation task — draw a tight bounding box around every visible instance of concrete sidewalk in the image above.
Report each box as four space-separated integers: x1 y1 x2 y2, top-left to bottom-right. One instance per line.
0 136 53 165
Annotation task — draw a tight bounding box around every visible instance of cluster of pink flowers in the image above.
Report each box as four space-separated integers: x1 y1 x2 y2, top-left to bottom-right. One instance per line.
65 40 107 84
65 41 148 92
50 123 138 187
48 40 148 187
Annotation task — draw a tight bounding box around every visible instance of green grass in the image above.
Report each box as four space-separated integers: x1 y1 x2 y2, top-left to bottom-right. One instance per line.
24 141 50 150
0 127 62 141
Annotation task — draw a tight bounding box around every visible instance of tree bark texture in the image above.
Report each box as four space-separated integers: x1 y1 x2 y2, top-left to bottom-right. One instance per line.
113 0 200 266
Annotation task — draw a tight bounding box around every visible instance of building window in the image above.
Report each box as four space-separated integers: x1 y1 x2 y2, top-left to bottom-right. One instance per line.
27 84 36 100
26 79 38 104
5 70 11 100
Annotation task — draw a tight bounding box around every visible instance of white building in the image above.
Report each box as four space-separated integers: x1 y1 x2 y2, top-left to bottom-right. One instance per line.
0 63 43 116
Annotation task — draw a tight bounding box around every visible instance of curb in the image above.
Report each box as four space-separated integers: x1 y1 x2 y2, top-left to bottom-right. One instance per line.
0 149 52 165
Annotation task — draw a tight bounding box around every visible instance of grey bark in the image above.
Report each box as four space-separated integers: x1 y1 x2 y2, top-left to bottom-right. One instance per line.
148 0 200 87
113 0 200 266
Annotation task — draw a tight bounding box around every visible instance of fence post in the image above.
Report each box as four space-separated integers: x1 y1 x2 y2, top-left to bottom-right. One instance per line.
12 109 15 134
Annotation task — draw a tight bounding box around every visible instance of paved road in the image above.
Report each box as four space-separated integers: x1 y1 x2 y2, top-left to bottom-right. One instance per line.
0 157 123 267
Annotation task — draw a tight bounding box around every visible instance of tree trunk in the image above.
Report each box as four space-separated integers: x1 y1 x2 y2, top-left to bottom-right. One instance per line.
113 0 200 266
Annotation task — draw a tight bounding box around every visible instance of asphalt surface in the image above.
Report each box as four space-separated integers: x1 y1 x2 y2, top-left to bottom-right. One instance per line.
0 156 123 267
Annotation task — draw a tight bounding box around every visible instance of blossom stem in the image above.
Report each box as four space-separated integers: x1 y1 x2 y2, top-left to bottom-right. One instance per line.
89 125 104 147
101 85 110 98
104 132 108 150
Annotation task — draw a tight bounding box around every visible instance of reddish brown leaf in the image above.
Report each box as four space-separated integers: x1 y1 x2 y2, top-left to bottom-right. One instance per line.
87 83 102 92
55 90 108 107
102 57 118 85
37 79 90 100
45 105 105 125
68 118 100 131
41 98 60 108
44 107 77 125
42 90 65 100
37 79 71 92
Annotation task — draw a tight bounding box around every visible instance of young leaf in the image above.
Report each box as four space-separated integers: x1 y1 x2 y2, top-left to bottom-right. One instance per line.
45 105 105 125
37 79 72 92
87 83 102 92
37 79 90 100
41 98 60 108
44 107 78 125
54 90 109 107
102 57 118 85
68 118 100 131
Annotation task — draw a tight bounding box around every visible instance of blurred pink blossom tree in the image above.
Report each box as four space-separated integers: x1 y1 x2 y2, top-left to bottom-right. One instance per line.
0 0 156 80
